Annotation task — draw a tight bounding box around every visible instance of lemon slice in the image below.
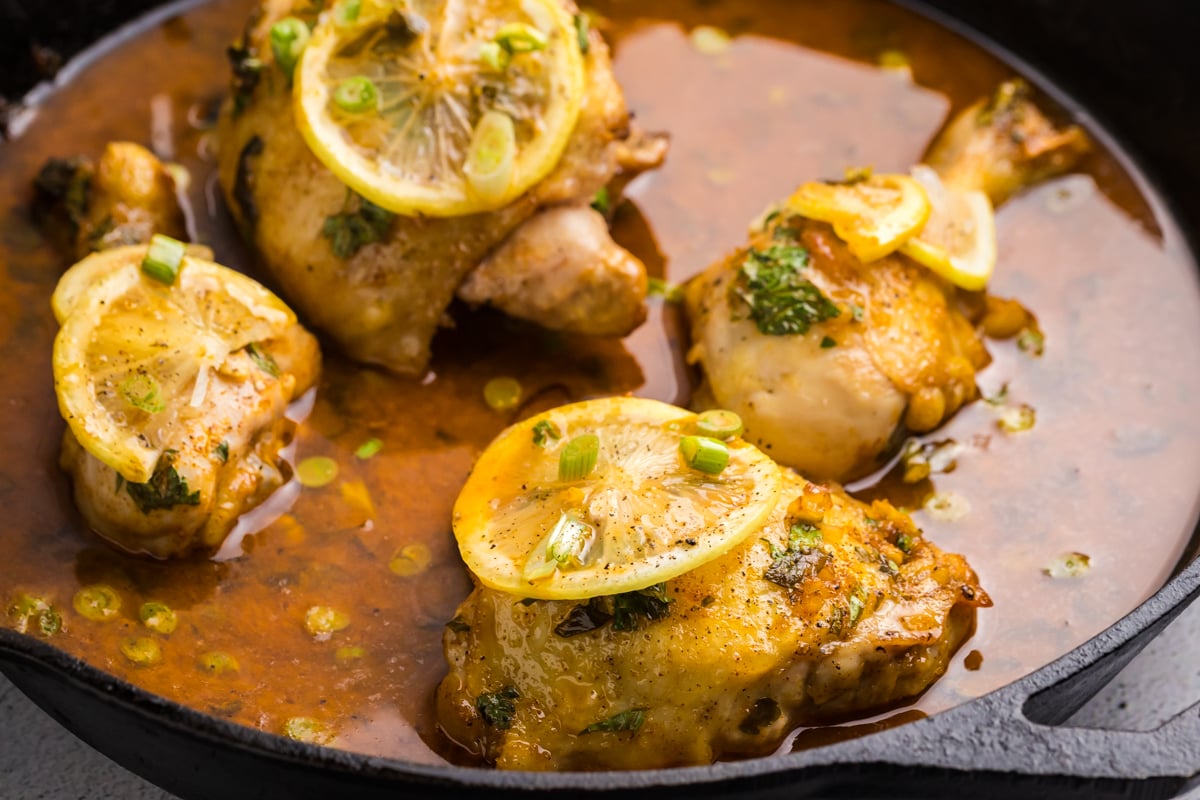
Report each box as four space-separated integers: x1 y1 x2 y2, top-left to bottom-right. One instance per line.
294 0 586 217
787 172 931 262
453 397 783 600
52 244 296 483
900 165 997 291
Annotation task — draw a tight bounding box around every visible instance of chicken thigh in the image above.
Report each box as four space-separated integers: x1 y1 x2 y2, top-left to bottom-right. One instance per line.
684 81 1088 482
217 0 664 375
439 471 988 770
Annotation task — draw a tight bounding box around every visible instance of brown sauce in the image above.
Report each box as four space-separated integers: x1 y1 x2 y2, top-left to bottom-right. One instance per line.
2 0 1199 766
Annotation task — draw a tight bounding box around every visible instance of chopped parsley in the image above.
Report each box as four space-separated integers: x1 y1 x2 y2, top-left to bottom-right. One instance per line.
214 441 230 464
476 686 519 730
531 419 562 448
738 698 781 735
590 186 610 214
245 342 280 377
553 583 672 638
732 234 839 336
764 523 828 589
580 708 646 735
820 336 837 349
895 532 914 554
125 451 201 514
322 195 394 258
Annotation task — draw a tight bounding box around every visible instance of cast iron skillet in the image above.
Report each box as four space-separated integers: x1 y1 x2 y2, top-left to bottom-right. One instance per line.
2 1 1199 797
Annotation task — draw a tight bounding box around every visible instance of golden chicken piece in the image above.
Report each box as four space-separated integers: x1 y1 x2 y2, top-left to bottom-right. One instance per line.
33 141 188 260
438 472 988 770
39 144 322 559
60 326 320 559
684 81 1088 482
217 0 665 375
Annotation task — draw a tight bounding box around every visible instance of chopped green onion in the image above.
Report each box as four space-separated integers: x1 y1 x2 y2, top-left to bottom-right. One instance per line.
695 409 743 440
197 651 240 674
140 234 186 285
335 645 365 664
924 491 971 522
73 585 121 622
305 606 350 639
495 22 548 54
483 376 522 411
545 512 596 568
120 636 163 666
532 419 562 448
590 186 610 214
647 277 684 303
679 436 730 475
119 373 166 414
354 437 383 459
848 594 865 625
333 0 360 27
690 25 731 56
332 76 378 113
464 111 516 205
998 404 1036 434
479 41 510 71
1044 552 1091 579
139 601 178 634
8 594 61 637
573 13 590 54
269 17 309 79
1017 328 1045 357
558 434 599 481
283 717 334 745
389 543 432 577
297 456 338 488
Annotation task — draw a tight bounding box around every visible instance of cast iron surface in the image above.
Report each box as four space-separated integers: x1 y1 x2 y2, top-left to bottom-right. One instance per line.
2 0 1199 797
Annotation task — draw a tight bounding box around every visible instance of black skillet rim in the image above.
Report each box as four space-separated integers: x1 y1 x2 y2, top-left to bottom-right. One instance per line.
2 0 1199 794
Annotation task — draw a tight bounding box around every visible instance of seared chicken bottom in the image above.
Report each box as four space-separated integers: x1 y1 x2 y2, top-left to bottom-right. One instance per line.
41 143 321 559
439 471 987 770
217 0 664 375
685 81 1089 482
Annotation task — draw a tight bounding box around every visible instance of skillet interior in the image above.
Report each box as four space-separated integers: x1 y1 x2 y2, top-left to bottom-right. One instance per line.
1 0 1199 795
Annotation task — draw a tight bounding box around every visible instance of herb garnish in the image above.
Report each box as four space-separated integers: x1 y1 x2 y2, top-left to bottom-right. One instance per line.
531 419 562 448
125 450 201 513
214 441 230 464
476 686 519 730
647 277 685 303
553 583 672 638
322 194 394 258
764 523 829 589
580 708 647 735
738 698 781 735
245 342 280 377
732 232 839 336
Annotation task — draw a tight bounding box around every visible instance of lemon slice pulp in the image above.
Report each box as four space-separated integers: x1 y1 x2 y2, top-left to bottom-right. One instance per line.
294 0 586 217
453 397 783 600
52 244 296 483
787 173 931 262
900 165 997 291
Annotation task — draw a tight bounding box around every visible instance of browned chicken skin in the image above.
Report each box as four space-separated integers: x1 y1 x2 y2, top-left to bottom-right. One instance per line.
684 81 1088 482
216 0 664 375
39 142 321 559
438 472 988 770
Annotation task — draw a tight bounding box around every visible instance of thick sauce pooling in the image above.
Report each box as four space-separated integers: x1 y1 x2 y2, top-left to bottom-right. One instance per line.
1 0 1199 765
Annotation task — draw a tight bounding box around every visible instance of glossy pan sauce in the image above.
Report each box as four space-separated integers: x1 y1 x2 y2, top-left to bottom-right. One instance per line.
2 0 1199 766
